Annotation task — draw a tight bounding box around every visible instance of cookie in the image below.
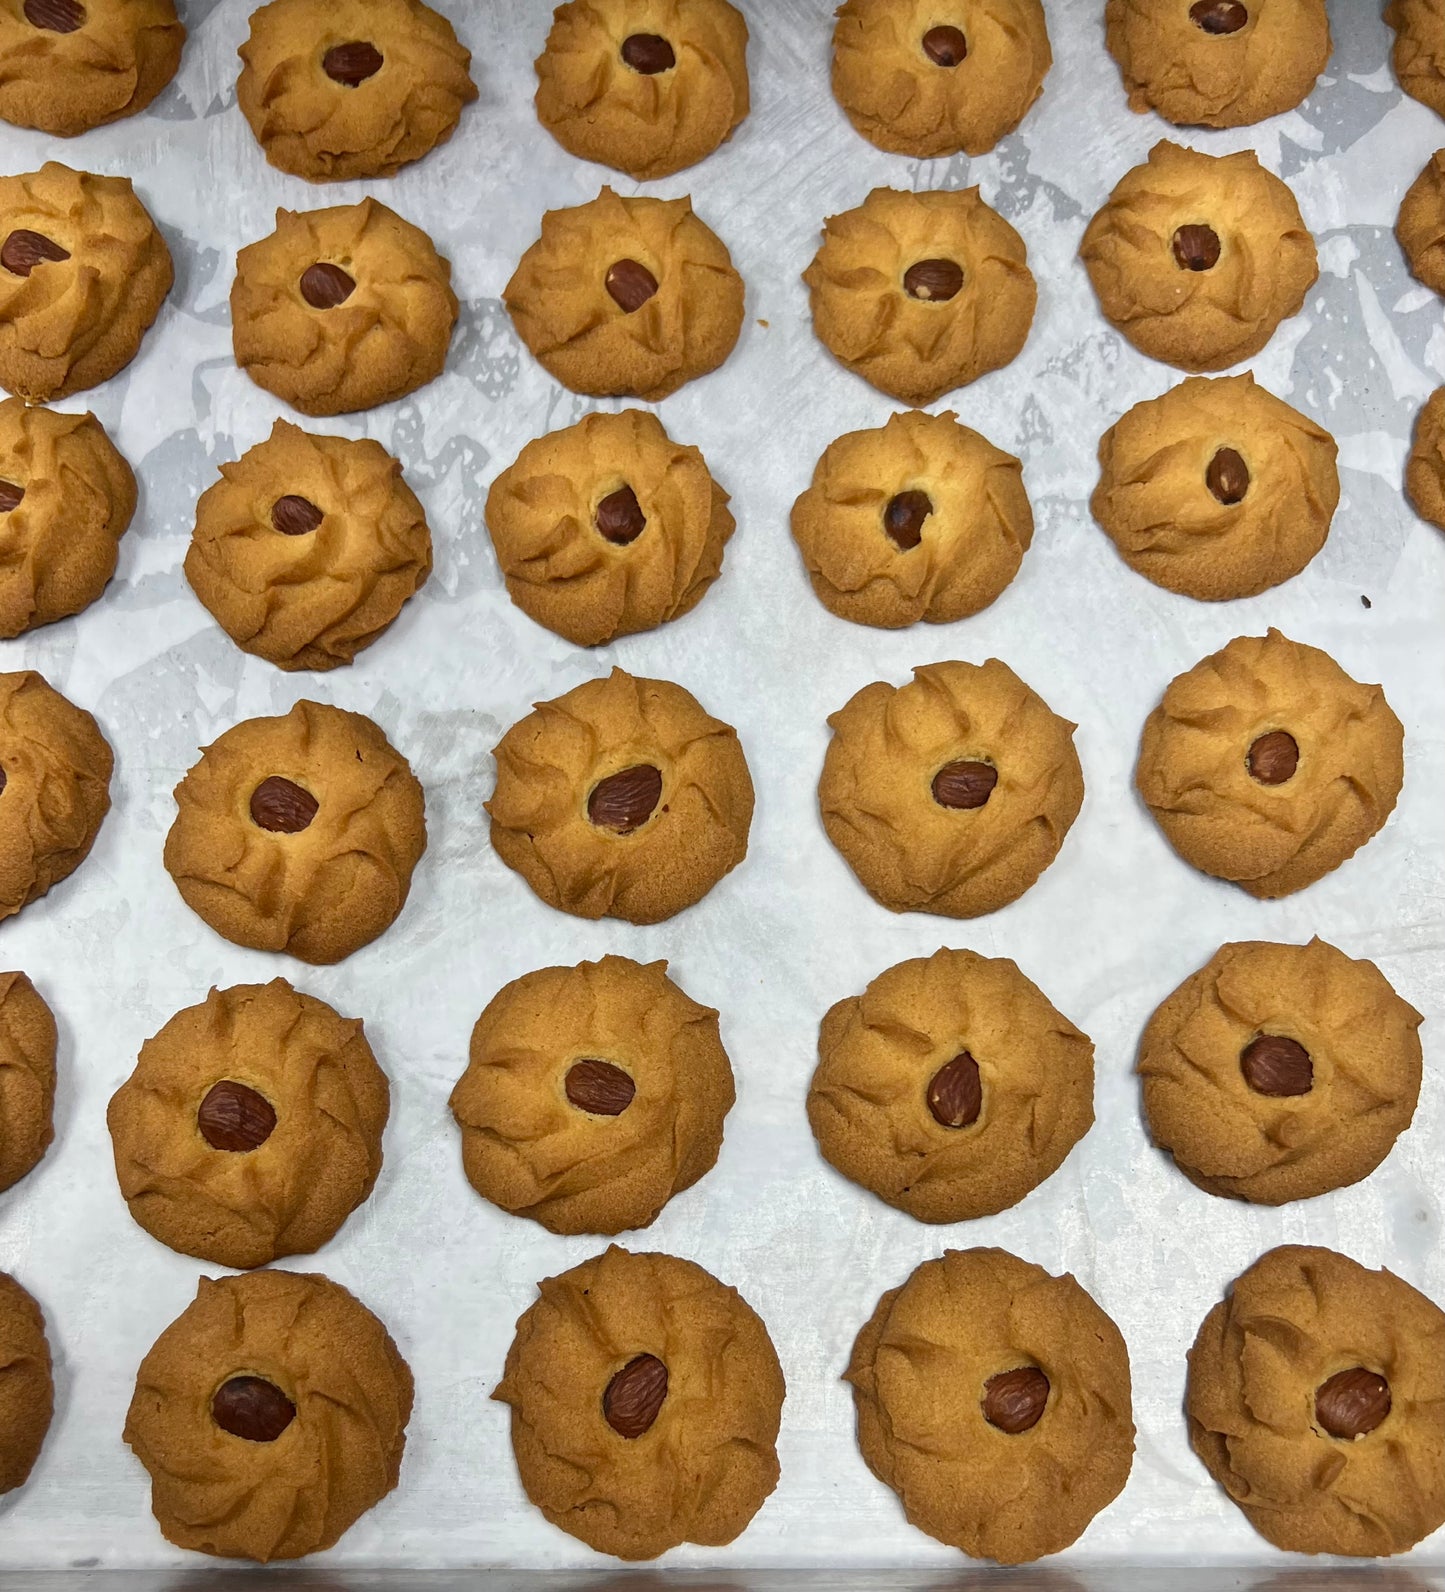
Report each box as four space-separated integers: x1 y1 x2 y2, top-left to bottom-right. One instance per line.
485 408 733 646
1397 151 1445 298
819 660 1083 919
186 419 432 671
1140 939 1422 1205
0 1272 52 1496
1136 630 1404 899
0 396 137 636
1187 1245 1445 1556
790 409 1032 628
125 1270 412 1562
0 162 173 403
0 670 113 923
847 1248 1134 1564
809 949 1093 1223
232 199 458 417
831 0 1051 158
0 973 55 1196
450 956 733 1235
1106 0 1330 128
1092 373 1338 600
488 667 753 924
238 0 477 182
494 1245 784 1560
108 979 389 1269
1406 385 1445 532
535 0 750 180
804 186 1036 405
164 699 426 964
1388 0 1445 118
0 0 184 136
1080 141 1317 373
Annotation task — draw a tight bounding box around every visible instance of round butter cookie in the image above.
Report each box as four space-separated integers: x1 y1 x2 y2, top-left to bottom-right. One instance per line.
1406 385 1445 532
1398 150 1445 297
0 1273 52 1497
1388 0 1445 119
0 972 55 1196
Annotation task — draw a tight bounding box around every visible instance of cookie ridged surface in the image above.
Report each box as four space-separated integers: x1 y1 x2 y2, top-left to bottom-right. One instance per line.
1397 151 1445 298
108 979 389 1268
451 956 733 1235
0 1272 52 1497
1187 1245 1445 1556
125 1270 412 1563
1136 629 1403 899
494 1245 784 1560
847 1248 1134 1564
1406 385 1445 532
1388 0 1445 118
0 973 55 1196
1140 939 1422 1204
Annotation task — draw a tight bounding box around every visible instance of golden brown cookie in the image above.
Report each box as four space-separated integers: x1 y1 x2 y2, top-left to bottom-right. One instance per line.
125 1270 412 1563
790 409 1032 628
1398 151 1445 298
831 0 1051 157
1106 0 1330 128
0 670 112 923
0 1272 52 1496
0 162 173 403
1388 0 1445 118
847 1248 1134 1564
1136 630 1404 899
535 0 750 180
820 660 1083 919
0 396 136 636
1092 373 1338 600
232 199 458 417
1406 385 1445 532
238 0 476 182
164 699 426 964
108 979 389 1269
1080 141 1317 373
804 186 1036 405
488 667 753 925
504 187 744 401
494 1245 784 1560
186 419 432 671
809 949 1093 1223
0 972 55 1196
450 956 733 1235
1187 1245 1445 1556
0 0 184 136
1140 939 1422 1205
485 409 733 646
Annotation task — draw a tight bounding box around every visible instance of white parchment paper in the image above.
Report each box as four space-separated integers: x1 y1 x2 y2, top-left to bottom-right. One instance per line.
0 0 1442 1572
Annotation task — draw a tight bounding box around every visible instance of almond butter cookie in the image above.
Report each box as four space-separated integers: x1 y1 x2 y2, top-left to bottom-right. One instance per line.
535 0 750 180
0 973 55 1196
805 186 1036 405
488 667 753 924
0 670 112 922
831 0 1051 157
848 1248 1134 1564
0 163 173 403
1106 0 1330 128
232 199 457 417
809 949 1093 1223
451 955 733 1235
0 396 136 636
1388 0 1445 118
0 0 184 136
108 979 389 1269
791 408 1032 628
1137 630 1404 899
1092 374 1338 600
1406 385 1445 531
495 1245 784 1560
125 1270 412 1562
485 409 732 646
1188 1245 1445 1556
164 699 426 964
820 660 1083 919
187 419 431 671
1140 939 1422 1205
1080 141 1317 373
0 1272 52 1496
505 187 744 401
1398 151 1445 298
238 0 476 182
